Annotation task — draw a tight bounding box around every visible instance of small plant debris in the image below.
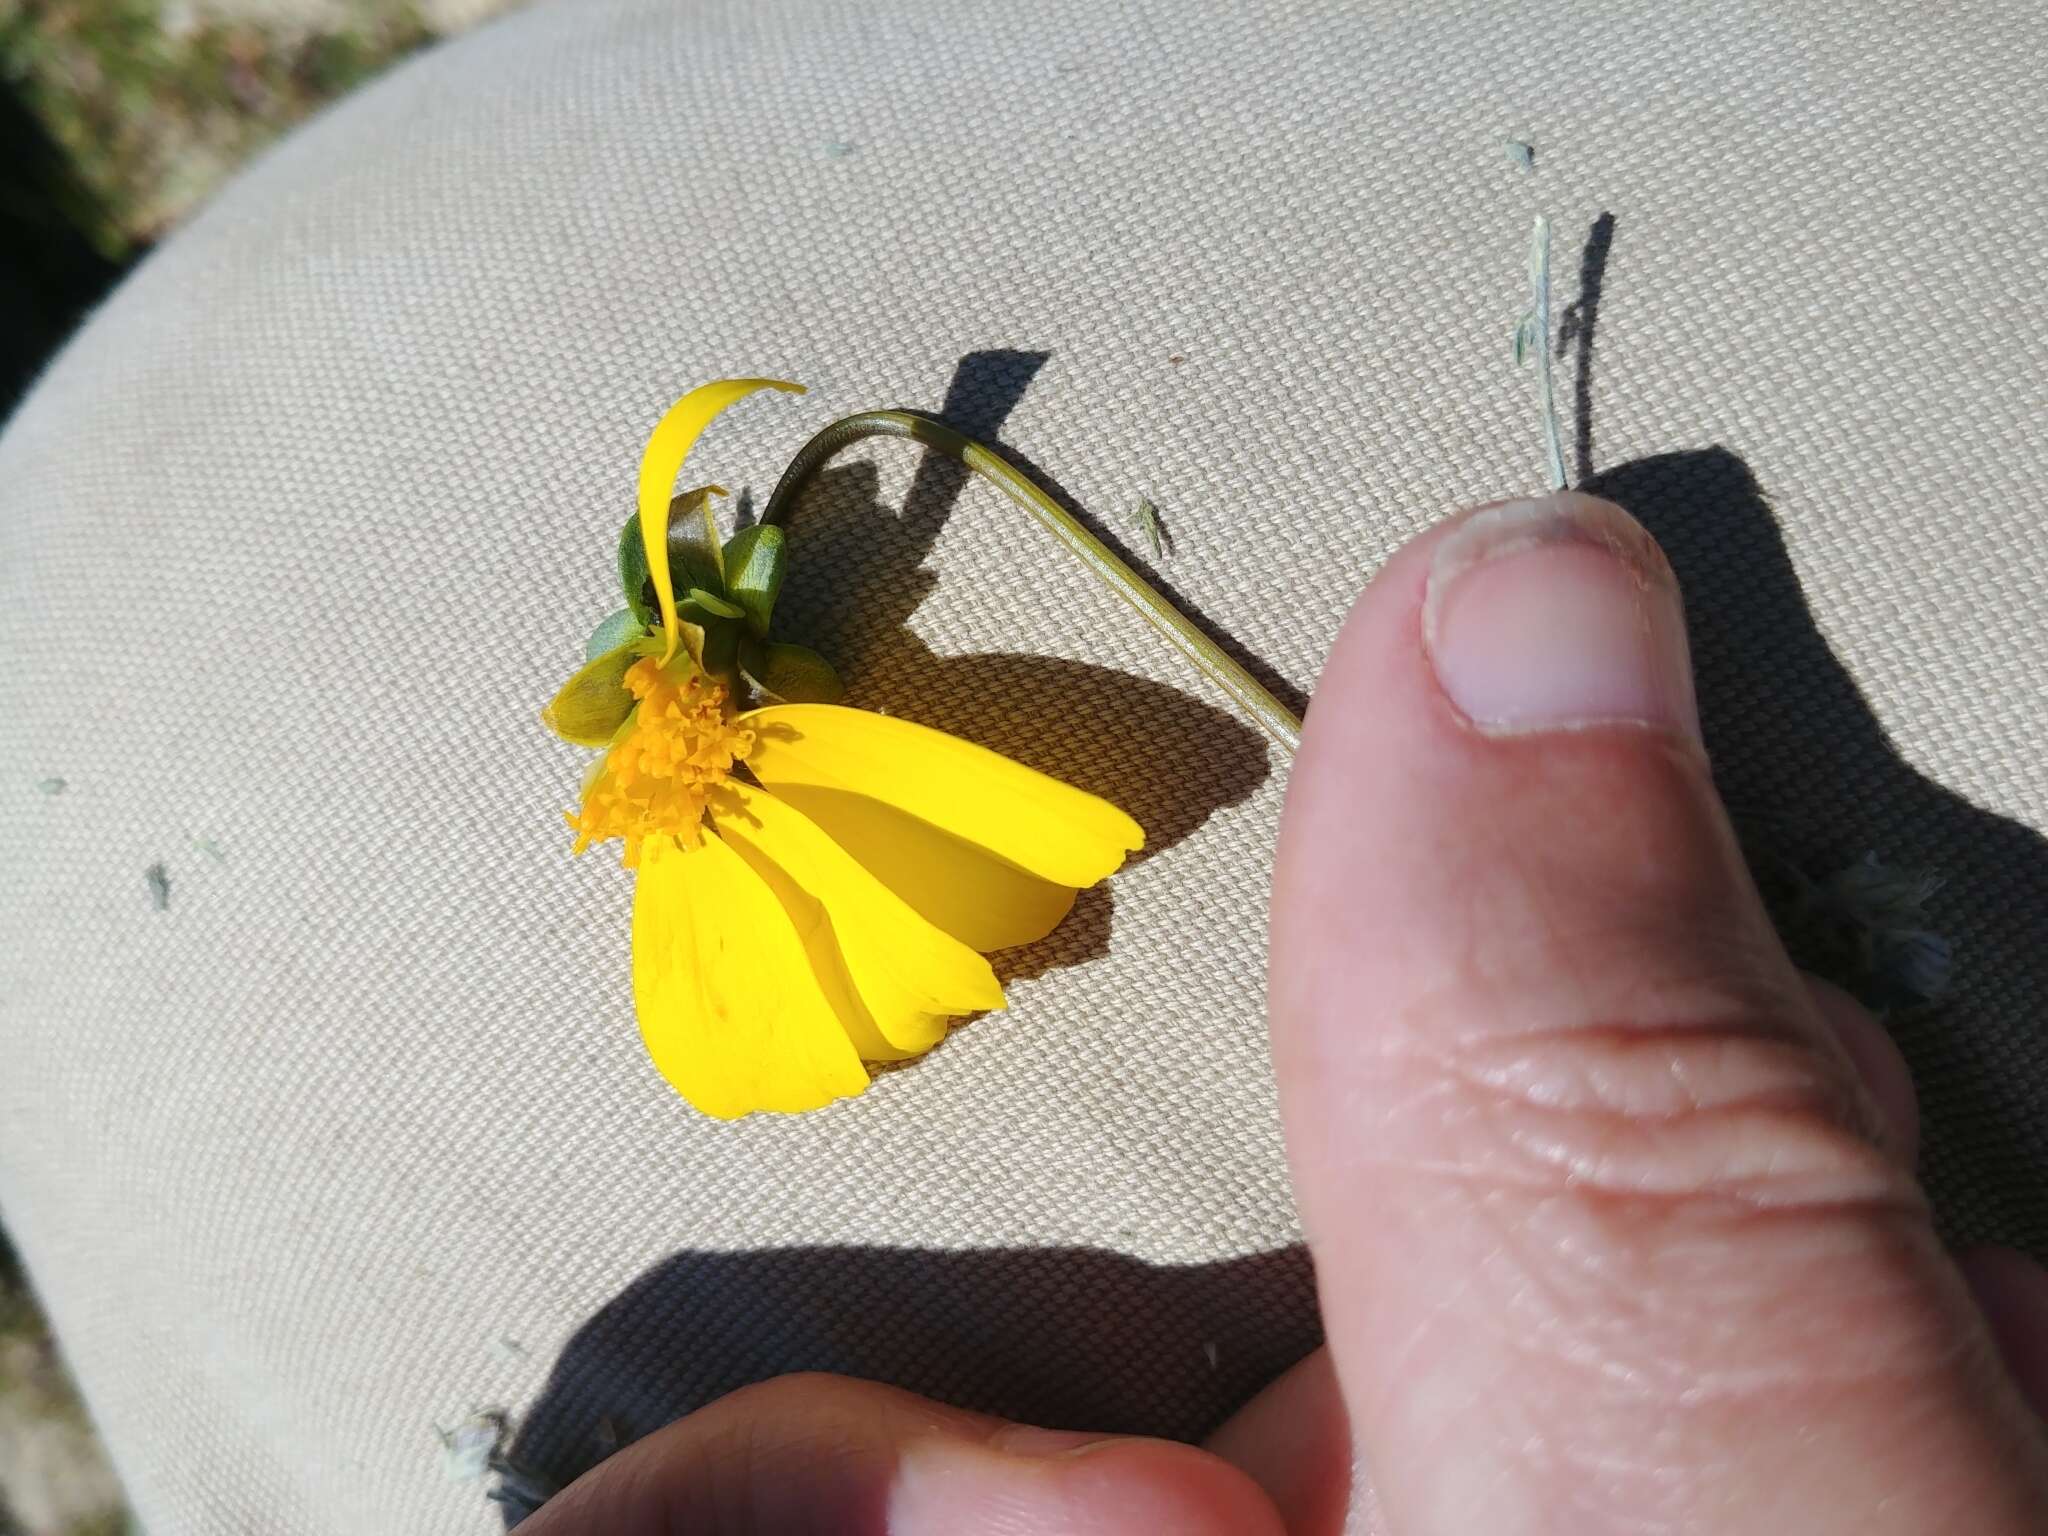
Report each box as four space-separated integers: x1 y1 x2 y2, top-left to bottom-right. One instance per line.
1133 497 1169 558
145 862 170 911
438 1407 562 1520
438 1410 507 1482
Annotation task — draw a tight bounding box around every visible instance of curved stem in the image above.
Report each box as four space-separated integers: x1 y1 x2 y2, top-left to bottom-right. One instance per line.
762 411 1302 754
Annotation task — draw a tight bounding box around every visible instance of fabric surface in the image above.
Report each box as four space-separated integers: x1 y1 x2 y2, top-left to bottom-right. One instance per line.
3 0 2046 1529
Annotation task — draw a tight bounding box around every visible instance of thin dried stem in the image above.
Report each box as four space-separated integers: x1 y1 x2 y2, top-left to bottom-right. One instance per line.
1528 214 1569 492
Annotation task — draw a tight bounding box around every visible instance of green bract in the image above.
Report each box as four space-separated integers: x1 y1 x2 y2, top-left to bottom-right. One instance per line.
567 488 835 733
720 525 785 637
584 607 641 661
544 640 651 747
751 642 844 704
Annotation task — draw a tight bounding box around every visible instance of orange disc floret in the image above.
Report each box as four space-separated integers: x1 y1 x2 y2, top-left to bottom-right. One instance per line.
565 658 754 866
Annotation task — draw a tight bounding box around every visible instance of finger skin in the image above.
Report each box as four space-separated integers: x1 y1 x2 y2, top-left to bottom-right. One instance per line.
515 1372 1285 1536
1205 1348 1373 1536
1204 982 1918 1536
1268 497 2048 1533
1964 1248 2048 1421
1802 973 1918 1167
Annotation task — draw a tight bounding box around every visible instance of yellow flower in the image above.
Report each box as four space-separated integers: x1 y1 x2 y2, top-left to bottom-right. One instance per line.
550 380 1144 1119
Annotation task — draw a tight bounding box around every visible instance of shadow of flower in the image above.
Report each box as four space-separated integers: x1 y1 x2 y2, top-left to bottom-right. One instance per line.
765 352 1276 988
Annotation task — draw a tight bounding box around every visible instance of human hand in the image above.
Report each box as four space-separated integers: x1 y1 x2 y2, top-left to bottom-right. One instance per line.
519 492 2048 1534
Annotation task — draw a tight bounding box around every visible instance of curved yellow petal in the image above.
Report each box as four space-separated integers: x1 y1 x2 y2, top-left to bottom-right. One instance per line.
709 828 899 1064
741 705 1144 890
710 781 1003 1057
637 379 805 663
750 782 1078 952
631 830 867 1118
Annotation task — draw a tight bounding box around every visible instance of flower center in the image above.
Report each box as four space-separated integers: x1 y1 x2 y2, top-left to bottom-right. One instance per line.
565 658 753 866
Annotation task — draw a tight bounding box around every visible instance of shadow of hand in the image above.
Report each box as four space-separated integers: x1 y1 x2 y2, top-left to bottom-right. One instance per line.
1591 448 2048 1251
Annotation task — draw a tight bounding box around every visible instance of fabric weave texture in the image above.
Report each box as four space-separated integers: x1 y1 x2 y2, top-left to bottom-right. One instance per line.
2 1 2045 1530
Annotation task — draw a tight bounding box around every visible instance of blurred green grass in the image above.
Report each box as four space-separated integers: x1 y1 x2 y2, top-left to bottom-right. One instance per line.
0 1232 131 1535
1 1 509 256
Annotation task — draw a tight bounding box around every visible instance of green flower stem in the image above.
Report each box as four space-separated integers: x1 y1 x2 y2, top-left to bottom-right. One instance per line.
761 411 1303 754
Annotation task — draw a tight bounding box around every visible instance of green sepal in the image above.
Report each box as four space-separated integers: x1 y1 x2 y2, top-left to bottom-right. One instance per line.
618 512 654 626
721 525 786 638
737 632 768 688
746 642 844 704
687 587 747 620
697 617 744 694
667 616 711 670
617 489 729 625
689 486 728 589
543 642 645 747
584 607 642 661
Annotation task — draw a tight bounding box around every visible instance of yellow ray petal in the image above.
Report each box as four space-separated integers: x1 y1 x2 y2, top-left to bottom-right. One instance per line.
749 782 1078 953
709 831 901 1064
637 379 804 663
741 705 1144 890
632 830 867 1118
710 782 1003 1057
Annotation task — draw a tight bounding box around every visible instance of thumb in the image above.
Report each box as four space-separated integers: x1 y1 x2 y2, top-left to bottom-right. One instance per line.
1269 491 2048 1533
514 1372 1284 1536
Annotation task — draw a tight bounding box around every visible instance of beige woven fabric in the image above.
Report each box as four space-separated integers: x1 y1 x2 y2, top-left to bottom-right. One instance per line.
3 0 2046 1529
